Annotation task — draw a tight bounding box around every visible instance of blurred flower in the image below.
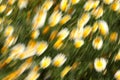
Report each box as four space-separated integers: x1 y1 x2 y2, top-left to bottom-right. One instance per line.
84 1 94 11
83 25 92 38
6 8 13 16
91 6 104 19
114 49 120 61
60 0 70 12
92 21 98 33
32 9 47 29
71 0 80 5
36 41 48 56
70 27 83 40
98 20 109 36
0 4 6 13
74 39 84 48
40 56 52 69
53 53 67 67
4 35 17 47
110 32 118 42
60 14 71 25
49 30 58 41
18 0 28 9
111 1 120 11
114 70 120 80
93 1 100 9
103 0 114 5
57 28 70 40
77 13 91 28
53 39 63 49
92 36 103 50
31 29 40 39
42 0 54 11
42 26 50 34
61 66 71 78
49 10 62 27
8 0 16 5
4 26 14 37
94 58 107 72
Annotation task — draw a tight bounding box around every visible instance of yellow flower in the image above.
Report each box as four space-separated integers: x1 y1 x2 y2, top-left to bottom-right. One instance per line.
5 35 17 47
49 10 62 27
92 21 98 33
53 39 63 49
36 41 48 56
111 1 120 11
61 66 71 78
115 70 120 80
57 28 70 40
60 0 69 12
32 9 47 29
31 29 40 39
92 36 103 50
18 0 28 9
94 58 107 72
77 13 91 28
40 56 51 69
53 53 67 67
93 1 100 9
0 4 6 13
60 14 71 25
49 30 58 41
98 20 109 36
92 6 104 19
42 26 50 34
103 0 114 5
8 0 16 5
114 50 120 61
83 25 92 38
84 1 94 11
71 0 80 5
110 32 118 42
74 39 84 48
4 26 14 37
42 0 53 11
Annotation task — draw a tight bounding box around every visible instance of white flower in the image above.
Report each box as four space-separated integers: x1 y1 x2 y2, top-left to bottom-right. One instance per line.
77 13 91 28
40 56 52 69
18 0 28 9
92 36 103 50
5 36 17 47
4 26 14 37
111 1 120 11
94 58 107 72
98 20 109 36
6 8 13 16
53 53 67 67
70 27 83 40
8 0 16 5
103 0 114 5
49 10 62 27
36 41 48 56
114 70 120 80
57 28 70 40
11 43 25 59
32 9 47 29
